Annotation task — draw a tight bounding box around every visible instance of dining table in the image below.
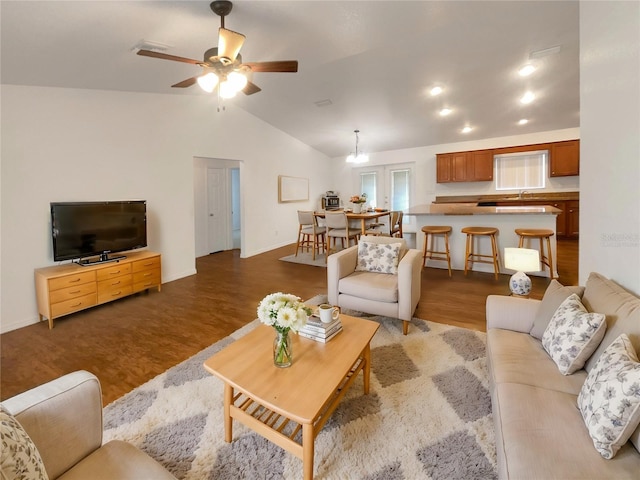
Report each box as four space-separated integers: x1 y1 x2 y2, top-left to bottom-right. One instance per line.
314 210 391 235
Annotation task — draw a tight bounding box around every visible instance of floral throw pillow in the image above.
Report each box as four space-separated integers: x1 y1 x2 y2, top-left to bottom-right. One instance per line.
355 241 402 275
0 404 49 480
541 293 606 375
578 334 640 459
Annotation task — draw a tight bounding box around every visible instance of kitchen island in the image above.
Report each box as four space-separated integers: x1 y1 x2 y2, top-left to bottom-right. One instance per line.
406 203 561 277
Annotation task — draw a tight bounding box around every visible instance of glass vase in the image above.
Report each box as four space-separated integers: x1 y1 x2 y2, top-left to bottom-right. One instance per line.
273 329 292 368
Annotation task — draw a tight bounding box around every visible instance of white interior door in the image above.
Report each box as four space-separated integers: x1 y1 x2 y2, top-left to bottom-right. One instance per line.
207 168 229 253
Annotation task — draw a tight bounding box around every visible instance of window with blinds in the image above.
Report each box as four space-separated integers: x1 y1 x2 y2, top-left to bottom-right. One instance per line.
494 150 547 190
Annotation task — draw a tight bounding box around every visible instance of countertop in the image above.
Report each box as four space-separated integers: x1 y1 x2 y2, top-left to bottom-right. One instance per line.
406 204 562 215
434 191 579 204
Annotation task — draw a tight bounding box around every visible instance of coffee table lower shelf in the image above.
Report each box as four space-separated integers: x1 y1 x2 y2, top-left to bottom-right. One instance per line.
224 357 365 479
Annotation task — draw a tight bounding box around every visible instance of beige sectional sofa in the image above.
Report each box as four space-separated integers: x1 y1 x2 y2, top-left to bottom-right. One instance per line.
1 370 176 480
486 272 640 479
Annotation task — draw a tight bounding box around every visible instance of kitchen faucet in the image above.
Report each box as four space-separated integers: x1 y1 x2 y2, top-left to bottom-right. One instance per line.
519 190 529 199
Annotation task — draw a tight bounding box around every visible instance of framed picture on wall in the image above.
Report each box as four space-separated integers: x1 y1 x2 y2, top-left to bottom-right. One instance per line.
278 175 309 203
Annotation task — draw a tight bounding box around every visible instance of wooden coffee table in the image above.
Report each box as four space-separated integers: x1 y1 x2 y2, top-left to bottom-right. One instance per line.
203 314 379 480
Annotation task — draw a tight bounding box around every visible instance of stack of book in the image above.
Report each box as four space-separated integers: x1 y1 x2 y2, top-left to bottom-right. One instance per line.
299 315 343 343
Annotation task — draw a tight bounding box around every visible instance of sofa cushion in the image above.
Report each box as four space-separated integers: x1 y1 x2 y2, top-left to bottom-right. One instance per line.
355 240 402 274
487 329 587 395
493 382 640 479
578 334 640 460
541 294 606 375
530 279 585 340
0 404 49 480
57 440 176 480
583 272 640 373
339 271 398 303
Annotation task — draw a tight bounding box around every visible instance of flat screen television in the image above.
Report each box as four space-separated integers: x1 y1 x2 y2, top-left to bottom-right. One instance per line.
51 201 147 265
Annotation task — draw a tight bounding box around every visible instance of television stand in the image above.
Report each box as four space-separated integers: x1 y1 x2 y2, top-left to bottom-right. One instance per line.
35 251 162 329
76 252 125 266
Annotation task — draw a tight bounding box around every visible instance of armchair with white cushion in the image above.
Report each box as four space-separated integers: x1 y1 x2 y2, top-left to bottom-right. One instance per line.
327 235 422 335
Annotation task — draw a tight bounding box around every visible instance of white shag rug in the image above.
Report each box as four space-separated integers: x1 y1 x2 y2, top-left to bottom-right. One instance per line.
103 305 496 479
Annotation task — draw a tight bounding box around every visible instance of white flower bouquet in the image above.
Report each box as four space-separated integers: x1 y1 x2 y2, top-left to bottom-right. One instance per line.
257 292 311 334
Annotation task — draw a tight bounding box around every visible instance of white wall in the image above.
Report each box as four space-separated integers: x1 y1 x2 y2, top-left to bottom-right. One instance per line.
579 1 640 294
331 127 580 207
0 85 332 332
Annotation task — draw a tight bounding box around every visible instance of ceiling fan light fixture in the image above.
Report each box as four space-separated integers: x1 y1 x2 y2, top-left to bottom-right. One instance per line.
227 71 248 90
219 80 238 98
345 130 369 164
197 72 219 92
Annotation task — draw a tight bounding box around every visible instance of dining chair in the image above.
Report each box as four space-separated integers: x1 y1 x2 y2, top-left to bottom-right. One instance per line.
295 210 325 260
324 211 359 258
389 211 404 237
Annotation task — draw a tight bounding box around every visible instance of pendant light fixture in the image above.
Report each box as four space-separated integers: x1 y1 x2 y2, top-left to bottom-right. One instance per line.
346 129 369 164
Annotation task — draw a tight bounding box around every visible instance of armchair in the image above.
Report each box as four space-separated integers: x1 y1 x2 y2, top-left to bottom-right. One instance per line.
327 235 422 334
1 371 176 480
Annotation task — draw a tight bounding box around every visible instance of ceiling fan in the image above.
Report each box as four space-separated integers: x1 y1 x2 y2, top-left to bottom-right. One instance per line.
137 0 298 98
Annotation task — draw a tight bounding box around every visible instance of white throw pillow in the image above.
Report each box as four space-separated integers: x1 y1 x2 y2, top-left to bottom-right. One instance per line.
530 279 585 340
0 404 49 480
541 293 606 375
355 241 402 275
578 334 640 459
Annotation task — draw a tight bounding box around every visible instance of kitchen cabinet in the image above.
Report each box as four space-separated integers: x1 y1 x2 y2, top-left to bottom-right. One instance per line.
470 150 494 181
549 201 567 237
567 200 579 237
494 199 579 238
437 140 579 182
436 150 494 183
550 140 580 177
436 154 453 183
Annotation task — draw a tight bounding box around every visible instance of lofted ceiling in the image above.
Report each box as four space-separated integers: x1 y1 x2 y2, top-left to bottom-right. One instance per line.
0 1 580 158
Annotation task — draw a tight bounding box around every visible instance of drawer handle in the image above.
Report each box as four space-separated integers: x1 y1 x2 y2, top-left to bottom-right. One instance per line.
69 290 81 295
144 273 151 277
143 262 153 266
110 270 121 275
112 291 122 296
71 302 82 308
70 278 82 283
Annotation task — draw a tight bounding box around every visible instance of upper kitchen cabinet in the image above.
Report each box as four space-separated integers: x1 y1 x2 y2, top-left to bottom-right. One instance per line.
469 150 494 181
436 150 494 183
549 140 580 177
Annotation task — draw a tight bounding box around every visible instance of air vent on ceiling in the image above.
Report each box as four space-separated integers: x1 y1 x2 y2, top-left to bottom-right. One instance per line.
529 45 562 59
314 99 333 107
131 40 172 54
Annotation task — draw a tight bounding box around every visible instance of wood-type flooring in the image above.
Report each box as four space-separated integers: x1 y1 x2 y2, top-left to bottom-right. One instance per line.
1 238 578 405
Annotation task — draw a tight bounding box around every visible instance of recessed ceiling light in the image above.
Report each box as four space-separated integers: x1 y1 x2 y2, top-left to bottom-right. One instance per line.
462 126 473 133
439 108 452 116
518 64 536 77
520 91 535 104
518 119 529 125
430 86 443 96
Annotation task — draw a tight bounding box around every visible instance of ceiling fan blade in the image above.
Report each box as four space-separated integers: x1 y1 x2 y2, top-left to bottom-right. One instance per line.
243 61 298 73
242 81 262 95
137 49 202 65
172 77 198 88
218 27 245 63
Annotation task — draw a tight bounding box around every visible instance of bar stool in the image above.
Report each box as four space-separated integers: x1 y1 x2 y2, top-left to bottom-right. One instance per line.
461 226 500 279
515 228 555 279
421 226 452 276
